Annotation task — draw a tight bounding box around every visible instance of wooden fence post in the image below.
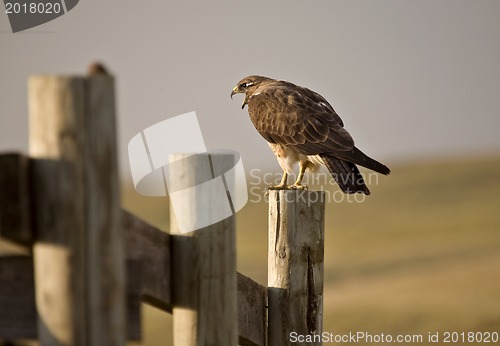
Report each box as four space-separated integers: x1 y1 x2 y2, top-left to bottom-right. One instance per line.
268 190 325 346
28 75 125 345
169 153 238 346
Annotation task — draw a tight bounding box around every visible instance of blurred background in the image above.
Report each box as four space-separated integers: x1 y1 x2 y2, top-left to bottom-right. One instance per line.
1 1 499 345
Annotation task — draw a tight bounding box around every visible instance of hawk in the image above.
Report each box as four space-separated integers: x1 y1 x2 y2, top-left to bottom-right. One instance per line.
231 75 390 195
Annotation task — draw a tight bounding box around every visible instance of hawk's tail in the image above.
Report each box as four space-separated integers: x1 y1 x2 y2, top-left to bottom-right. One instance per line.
320 154 370 195
335 147 391 175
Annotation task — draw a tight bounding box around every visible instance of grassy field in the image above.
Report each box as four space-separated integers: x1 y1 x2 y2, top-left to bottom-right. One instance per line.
2 155 500 345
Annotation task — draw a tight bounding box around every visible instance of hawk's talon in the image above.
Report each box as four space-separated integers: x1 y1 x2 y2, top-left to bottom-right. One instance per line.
290 184 308 191
267 185 291 191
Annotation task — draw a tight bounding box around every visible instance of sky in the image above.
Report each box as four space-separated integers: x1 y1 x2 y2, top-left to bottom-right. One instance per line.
1 0 500 180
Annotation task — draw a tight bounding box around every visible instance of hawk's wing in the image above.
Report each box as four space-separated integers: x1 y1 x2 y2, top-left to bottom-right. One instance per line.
247 82 355 155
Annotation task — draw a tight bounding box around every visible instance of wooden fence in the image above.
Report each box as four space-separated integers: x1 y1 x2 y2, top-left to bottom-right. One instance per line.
0 74 325 345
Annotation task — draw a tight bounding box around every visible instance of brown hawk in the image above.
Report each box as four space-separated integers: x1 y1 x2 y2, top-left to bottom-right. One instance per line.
231 75 390 195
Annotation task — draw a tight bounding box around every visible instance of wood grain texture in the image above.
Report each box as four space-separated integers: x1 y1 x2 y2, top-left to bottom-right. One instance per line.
29 76 87 346
237 272 267 346
169 153 238 346
28 75 125 345
268 190 325 346
84 74 125 346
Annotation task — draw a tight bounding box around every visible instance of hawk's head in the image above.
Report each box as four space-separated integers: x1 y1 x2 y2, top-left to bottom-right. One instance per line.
231 75 273 109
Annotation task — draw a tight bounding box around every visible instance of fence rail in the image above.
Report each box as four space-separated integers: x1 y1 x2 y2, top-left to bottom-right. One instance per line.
0 74 324 346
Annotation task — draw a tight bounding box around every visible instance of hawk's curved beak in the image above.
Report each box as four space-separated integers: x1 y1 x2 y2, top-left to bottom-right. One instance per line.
230 86 239 99
231 86 246 109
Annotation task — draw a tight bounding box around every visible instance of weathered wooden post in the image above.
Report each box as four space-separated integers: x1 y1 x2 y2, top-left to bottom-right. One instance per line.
268 190 325 346
28 75 125 345
168 153 238 346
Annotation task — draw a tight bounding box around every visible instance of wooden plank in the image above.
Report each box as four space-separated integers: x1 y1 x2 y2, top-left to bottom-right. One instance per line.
0 255 141 341
237 273 267 346
29 158 90 344
28 75 125 345
123 209 172 311
123 209 266 345
268 190 325 346
0 204 267 344
29 77 88 346
0 256 36 340
0 153 32 245
125 258 142 341
169 153 238 346
84 73 125 346
28 77 87 345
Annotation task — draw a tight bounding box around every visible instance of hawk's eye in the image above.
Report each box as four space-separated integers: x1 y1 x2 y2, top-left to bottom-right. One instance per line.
241 82 253 88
